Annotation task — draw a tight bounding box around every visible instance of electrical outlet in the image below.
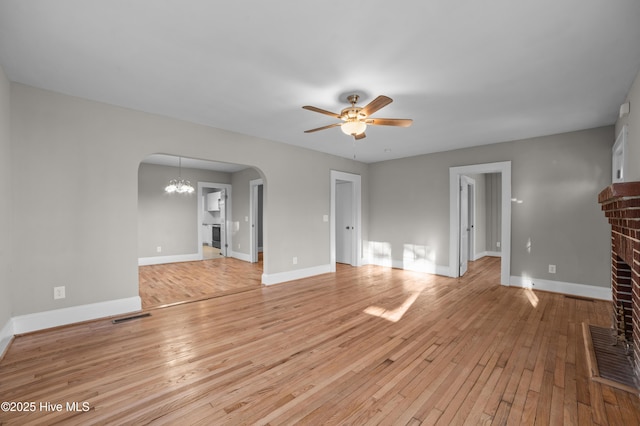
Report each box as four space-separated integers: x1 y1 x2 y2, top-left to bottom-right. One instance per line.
54 286 66 300
156 246 162 253
293 257 298 265
496 241 501 248
548 264 556 274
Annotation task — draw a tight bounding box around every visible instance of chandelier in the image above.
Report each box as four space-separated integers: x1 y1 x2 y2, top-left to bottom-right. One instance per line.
165 157 194 194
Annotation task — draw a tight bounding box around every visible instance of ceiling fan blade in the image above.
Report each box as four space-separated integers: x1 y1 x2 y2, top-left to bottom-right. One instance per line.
354 132 366 140
367 118 413 127
304 122 342 133
360 95 393 117
302 105 341 118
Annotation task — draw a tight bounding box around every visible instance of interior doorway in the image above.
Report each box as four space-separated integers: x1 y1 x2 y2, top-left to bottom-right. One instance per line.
330 170 362 270
137 155 263 309
197 182 232 260
449 162 511 285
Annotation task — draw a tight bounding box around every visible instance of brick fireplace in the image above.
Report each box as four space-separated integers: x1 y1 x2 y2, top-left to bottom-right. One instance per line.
598 182 640 376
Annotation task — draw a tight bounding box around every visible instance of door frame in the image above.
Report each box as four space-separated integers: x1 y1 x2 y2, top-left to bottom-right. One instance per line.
449 162 511 285
330 170 362 271
197 181 233 260
249 178 263 263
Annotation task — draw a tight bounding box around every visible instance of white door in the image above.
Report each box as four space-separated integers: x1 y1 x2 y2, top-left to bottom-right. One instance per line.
459 177 469 276
219 189 227 256
336 182 353 265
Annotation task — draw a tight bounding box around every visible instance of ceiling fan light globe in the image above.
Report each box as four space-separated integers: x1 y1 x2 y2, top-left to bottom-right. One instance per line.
341 120 367 136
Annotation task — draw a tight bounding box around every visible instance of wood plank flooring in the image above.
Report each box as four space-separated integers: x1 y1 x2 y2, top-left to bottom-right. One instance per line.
139 257 263 309
2 257 639 425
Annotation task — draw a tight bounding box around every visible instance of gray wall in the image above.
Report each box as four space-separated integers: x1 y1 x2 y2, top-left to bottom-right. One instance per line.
137 162 233 258
369 126 613 288
9 83 368 316
2 76 625 321
616 68 640 181
0 66 11 331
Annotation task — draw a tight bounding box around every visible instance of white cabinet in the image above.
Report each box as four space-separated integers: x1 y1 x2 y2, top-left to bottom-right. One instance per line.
202 224 213 246
206 192 221 211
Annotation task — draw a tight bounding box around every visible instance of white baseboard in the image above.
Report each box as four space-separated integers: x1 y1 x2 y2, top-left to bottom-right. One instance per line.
11 296 142 335
510 276 611 301
230 251 251 262
473 251 501 260
0 318 14 359
366 257 450 277
138 253 201 266
140 252 254 265
262 264 332 286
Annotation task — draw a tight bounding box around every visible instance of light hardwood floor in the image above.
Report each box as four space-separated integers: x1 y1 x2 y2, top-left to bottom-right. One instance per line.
139 257 263 309
2 257 639 425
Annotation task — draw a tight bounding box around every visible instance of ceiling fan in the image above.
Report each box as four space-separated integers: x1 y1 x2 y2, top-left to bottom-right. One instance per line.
303 94 412 140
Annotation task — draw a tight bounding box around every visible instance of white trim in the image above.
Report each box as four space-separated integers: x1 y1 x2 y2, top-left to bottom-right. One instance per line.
11 296 142 335
230 250 252 262
250 178 264 263
0 318 14 359
612 124 628 183
262 264 332 286
138 253 200 266
330 171 362 271
473 251 502 260
510 276 611 301
450 162 511 285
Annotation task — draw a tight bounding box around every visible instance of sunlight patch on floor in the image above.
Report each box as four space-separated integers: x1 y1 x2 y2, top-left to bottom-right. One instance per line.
524 288 539 308
364 278 429 322
364 292 422 322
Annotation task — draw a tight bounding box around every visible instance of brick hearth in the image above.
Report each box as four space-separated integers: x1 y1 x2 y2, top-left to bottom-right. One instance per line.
598 182 640 376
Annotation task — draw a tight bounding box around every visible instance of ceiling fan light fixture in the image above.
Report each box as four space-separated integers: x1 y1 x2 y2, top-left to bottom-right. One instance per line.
341 120 367 136
303 94 411 139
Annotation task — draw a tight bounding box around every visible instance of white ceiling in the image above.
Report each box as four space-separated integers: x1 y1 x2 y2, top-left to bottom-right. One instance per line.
1 0 639 163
